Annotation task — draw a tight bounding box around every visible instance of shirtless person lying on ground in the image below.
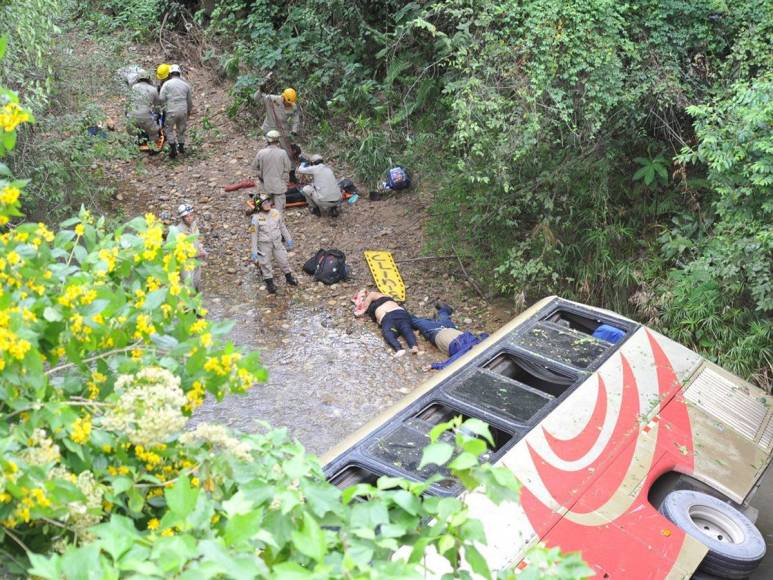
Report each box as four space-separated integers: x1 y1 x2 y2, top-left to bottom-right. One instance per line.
353 289 420 357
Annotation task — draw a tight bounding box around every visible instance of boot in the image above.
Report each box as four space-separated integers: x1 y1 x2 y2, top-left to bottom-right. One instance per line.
177 143 185 154
435 302 453 315
264 278 277 294
168 143 177 159
329 206 340 218
309 206 321 217
285 272 298 286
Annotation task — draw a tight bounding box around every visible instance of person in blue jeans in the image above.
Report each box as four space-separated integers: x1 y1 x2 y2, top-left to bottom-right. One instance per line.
410 303 489 370
353 289 420 357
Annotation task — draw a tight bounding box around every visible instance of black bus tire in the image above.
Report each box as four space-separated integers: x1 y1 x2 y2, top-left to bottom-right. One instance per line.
660 490 765 579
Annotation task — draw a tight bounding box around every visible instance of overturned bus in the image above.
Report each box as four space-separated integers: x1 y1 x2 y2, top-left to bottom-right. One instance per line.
322 296 772 578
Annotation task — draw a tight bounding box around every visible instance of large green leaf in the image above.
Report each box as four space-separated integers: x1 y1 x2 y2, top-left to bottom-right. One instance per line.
165 475 200 519
418 441 453 468
290 511 327 562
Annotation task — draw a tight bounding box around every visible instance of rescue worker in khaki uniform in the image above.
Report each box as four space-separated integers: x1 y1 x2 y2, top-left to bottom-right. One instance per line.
296 154 343 217
251 130 291 213
159 64 193 159
126 68 160 146
253 73 300 137
247 194 298 295
177 203 208 292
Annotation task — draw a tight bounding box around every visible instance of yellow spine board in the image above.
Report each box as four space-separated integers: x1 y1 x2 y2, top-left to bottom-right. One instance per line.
363 250 406 302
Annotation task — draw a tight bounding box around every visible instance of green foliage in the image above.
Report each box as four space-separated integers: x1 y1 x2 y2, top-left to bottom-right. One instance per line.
633 154 669 188
0 0 64 111
657 73 773 384
74 0 164 39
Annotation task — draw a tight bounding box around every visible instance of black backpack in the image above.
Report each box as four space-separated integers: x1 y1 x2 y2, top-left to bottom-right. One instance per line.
303 249 349 285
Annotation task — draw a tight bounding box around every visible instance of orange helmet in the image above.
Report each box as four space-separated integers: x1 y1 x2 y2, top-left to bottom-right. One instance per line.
282 88 297 104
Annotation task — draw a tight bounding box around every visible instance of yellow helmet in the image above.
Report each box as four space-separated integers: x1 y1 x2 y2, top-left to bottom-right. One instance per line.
156 63 171 81
282 87 297 104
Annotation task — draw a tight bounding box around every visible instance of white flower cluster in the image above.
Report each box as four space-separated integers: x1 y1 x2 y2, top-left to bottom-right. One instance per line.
102 367 187 446
180 423 252 461
23 428 61 466
68 470 104 540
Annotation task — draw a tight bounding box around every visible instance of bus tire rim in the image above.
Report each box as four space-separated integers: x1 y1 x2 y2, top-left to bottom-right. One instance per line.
689 505 745 545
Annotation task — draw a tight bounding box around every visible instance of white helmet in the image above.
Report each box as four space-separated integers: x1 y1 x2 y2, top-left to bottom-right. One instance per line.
266 130 281 143
169 64 181 74
135 68 150 82
177 203 193 218
309 154 324 164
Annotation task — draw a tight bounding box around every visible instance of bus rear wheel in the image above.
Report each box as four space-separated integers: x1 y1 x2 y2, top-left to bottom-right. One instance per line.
660 490 766 579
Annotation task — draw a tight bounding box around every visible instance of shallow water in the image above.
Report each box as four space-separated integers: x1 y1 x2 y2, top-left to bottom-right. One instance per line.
191 290 426 456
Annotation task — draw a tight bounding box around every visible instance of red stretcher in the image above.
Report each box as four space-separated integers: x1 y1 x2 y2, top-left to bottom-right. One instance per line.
224 180 355 208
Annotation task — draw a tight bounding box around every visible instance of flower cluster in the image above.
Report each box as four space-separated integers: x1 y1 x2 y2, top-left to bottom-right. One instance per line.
185 380 206 412
22 429 61 466
180 423 253 461
66 471 104 540
102 367 187 446
0 101 32 133
204 352 242 376
70 414 92 445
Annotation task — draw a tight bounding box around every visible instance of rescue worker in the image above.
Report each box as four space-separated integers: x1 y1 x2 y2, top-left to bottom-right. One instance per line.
125 68 160 147
252 130 291 213
247 194 298 295
253 73 300 137
296 154 343 217
177 203 208 292
154 63 170 146
159 64 193 159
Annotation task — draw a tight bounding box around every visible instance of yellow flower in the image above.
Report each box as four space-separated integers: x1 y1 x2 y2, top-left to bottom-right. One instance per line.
80 289 97 305
71 414 92 445
37 223 55 242
74 224 85 237
200 333 213 348
0 102 32 132
6 251 21 266
160 528 174 537
101 444 113 454
31 487 51 508
0 492 11 503
147 518 160 530
0 185 21 205
191 477 200 487
189 319 207 334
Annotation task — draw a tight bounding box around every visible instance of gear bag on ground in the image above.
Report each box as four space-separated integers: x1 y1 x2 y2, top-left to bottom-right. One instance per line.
303 249 350 285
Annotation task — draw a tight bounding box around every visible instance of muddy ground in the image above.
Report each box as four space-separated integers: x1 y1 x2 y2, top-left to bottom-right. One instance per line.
103 50 515 456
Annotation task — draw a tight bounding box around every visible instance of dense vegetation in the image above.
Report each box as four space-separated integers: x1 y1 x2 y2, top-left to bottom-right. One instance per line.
0 0 770 575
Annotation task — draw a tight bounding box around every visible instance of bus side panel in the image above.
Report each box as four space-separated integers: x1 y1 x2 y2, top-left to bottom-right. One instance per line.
508 329 704 572
686 398 773 504
533 443 708 579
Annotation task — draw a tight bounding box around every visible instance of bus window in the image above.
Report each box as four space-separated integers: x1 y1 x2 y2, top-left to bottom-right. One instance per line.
518 322 611 369
329 464 381 489
447 369 552 424
365 417 458 492
484 352 576 398
414 402 515 452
